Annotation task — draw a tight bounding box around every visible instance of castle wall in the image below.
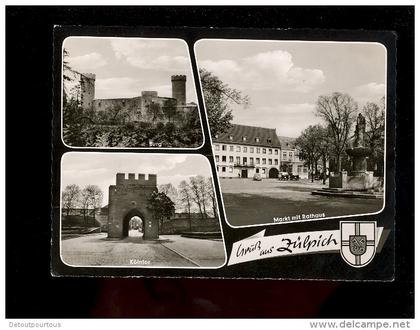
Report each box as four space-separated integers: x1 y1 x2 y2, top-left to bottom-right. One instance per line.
93 95 179 123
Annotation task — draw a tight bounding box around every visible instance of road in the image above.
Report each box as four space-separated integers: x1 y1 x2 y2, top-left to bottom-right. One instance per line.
220 178 384 227
61 230 226 268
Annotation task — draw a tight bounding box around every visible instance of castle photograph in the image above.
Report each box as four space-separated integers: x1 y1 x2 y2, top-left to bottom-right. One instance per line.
62 37 203 148
196 40 386 227
59 153 226 268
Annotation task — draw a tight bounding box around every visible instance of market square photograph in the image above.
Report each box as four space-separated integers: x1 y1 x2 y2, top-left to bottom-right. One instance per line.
196 40 386 227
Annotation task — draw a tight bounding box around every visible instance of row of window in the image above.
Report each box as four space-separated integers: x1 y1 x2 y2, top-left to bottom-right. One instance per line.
214 135 272 144
214 144 279 155
215 155 279 166
217 166 267 174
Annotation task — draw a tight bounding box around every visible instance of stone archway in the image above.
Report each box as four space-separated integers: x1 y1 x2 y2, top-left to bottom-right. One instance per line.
122 209 145 238
268 167 279 178
107 173 159 240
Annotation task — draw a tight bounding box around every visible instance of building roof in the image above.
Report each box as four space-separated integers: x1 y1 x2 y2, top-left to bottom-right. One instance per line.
214 124 282 148
278 136 297 149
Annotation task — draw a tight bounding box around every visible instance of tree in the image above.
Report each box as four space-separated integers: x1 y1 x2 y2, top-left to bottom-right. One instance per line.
315 92 358 172
148 191 175 232
178 180 193 231
62 184 81 216
159 183 178 207
206 177 218 218
189 175 207 219
363 98 385 175
81 185 103 226
295 125 324 182
199 68 249 137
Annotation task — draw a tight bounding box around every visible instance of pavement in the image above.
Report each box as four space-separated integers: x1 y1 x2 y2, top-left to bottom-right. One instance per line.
220 178 384 227
61 230 226 268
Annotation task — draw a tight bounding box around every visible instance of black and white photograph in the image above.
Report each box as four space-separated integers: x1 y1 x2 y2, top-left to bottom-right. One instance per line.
196 40 386 227
62 37 203 148
59 153 226 268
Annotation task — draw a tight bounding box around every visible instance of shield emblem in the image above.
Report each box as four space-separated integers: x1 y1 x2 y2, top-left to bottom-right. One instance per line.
340 221 376 268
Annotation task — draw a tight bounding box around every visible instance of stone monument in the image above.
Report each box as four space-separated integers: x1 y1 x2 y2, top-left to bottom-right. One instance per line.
344 113 375 190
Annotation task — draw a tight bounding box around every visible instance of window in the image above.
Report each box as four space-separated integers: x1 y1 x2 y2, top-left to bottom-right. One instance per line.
256 158 260 164
262 158 266 165
243 147 247 153
262 169 266 174
255 137 260 142
236 156 240 164
274 159 278 165
268 149 272 154
243 157 247 165
275 149 279 155
250 147 254 153
267 138 272 144
256 148 261 154
229 156 234 163
268 159 272 165
216 166 219 172
215 155 219 162
289 152 293 157
222 156 226 162
222 145 227 151
242 136 247 141
262 148 266 154
283 152 287 159
229 135 233 140
222 167 226 172
215 134 219 139
250 157 254 165
229 167 233 173
256 168 260 173
236 146 241 152
229 145 234 152
215 144 220 151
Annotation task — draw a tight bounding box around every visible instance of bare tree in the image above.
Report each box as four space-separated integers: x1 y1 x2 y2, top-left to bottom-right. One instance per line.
158 183 178 204
178 180 193 231
295 125 324 182
81 185 103 226
316 92 358 172
206 177 218 218
189 176 207 219
62 184 81 216
363 98 385 175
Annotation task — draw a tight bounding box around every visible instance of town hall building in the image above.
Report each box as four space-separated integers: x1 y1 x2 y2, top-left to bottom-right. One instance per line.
212 124 308 179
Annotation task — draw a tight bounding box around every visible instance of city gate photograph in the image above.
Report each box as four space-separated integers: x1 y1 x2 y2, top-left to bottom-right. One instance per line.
59 153 226 268
196 39 386 227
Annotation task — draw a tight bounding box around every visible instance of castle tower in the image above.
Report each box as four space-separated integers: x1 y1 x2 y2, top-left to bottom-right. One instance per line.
171 75 186 105
80 73 96 110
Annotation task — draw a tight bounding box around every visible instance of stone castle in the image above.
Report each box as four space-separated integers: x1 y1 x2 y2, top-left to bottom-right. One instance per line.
64 69 197 124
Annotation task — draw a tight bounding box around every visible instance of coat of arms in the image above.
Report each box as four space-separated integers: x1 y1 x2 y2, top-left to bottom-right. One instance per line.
340 221 376 268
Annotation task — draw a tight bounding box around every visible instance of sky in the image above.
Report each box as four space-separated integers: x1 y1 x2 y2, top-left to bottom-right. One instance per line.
61 153 213 207
63 37 198 102
195 40 387 137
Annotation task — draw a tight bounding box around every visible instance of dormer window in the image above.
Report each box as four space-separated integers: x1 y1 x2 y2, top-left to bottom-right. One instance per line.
229 135 233 140
267 138 272 143
214 134 219 139
255 137 260 143
242 136 247 141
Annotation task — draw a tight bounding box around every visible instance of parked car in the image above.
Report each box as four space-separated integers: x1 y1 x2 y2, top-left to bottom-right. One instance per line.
289 173 300 181
279 172 289 181
253 173 262 181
